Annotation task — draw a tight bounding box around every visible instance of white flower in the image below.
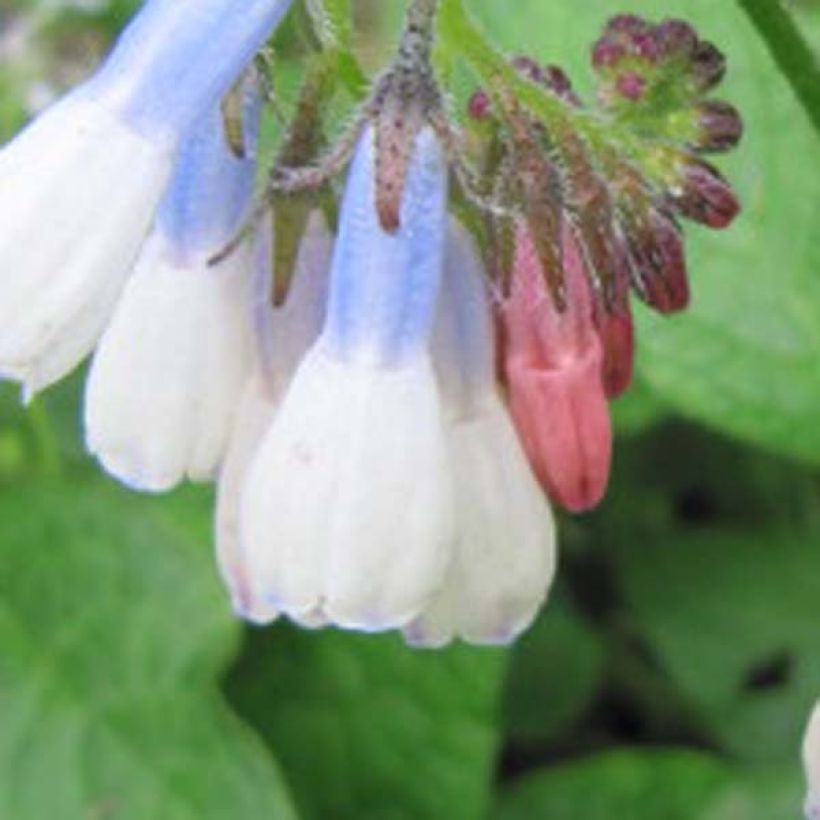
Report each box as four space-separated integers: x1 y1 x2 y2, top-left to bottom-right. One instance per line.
84 92 261 492
405 222 557 647
804 701 820 819
237 127 454 631
0 0 295 398
216 212 333 624
0 95 173 398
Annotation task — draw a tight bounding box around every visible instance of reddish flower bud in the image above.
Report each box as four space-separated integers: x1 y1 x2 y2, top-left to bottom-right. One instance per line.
671 160 740 229
501 225 612 512
468 89 492 121
616 72 648 101
694 99 743 152
594 299 635 399
606 14 650 38
624 208 690 314
592 38 626 70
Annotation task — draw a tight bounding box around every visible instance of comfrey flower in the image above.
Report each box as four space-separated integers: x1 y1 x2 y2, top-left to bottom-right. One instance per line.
404 222 556 647
804 702 820 819
0 3 744 647
216 212 334 625
238 126 454 631
0 0 294 397
84 83 262 492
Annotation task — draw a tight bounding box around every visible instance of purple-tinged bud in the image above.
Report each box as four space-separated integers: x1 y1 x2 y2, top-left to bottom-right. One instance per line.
632 32 662 62
615 72 648 101
626 210 690 314
606 14 650 38
670 160 740 229
511 55 546 85
468 89 492 121
694 100 743 152
592 38 626 70
655 19 698 57
691 42 726 92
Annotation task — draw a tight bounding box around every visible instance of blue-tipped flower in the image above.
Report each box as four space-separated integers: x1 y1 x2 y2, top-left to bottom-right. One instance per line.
84 81 263 493
0 0 294 396
404 222 556 648
216 211 334 625
238 126 454 631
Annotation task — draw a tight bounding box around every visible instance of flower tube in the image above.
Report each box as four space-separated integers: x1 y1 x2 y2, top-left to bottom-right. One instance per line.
238 126 454 631
216 212 334 624
405 222 556 647
84 83 262 492
0 0 294 396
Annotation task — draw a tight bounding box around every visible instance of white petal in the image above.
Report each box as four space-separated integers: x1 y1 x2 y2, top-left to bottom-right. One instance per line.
406 398 556 647
215 370 280 624
804 702 820 819
239 344 454 631
406 221 556 647
84 234 254 492
217 211 333 622
0 95 173 395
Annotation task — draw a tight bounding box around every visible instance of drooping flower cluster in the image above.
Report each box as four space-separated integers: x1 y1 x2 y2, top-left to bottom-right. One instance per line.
0 4 742 645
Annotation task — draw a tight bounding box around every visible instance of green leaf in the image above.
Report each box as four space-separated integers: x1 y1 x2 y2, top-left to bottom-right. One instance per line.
493 749 802 820
0 479 297 820
466 0 820 464
618 525 820 763
226 626 506 820
503 603 604 746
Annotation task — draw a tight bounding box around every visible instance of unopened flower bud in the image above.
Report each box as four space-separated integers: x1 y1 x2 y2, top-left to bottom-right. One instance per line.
694 99 743 152
616 72 648 101
671 159 740 229
655 18 698 58
468 89 492 121
502 225 612 513
691 41 726 92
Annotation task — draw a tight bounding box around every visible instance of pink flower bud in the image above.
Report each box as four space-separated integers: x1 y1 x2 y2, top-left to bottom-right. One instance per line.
501 225 612 513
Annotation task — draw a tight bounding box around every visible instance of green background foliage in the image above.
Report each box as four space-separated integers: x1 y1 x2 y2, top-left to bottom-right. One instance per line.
0 0 818 817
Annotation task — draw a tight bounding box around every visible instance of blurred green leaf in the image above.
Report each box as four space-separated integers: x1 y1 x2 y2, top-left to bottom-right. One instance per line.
618 526 820 763
468 0 820 465
504 603 604 747
0 479 297 820
493 749 801 820
226 626 506 820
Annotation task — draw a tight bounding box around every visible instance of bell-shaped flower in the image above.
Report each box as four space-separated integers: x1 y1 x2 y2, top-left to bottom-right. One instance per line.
238 126 454 631
502 224 613 513
0 0 295 396
404 222 557 648
215 212 333 624
84 88 262 492
804 701 820 819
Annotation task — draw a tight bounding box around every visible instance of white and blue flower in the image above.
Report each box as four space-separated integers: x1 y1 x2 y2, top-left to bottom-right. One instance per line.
84 79 263 492
0 0 294 397
405 222 557 647
237 126 455 631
